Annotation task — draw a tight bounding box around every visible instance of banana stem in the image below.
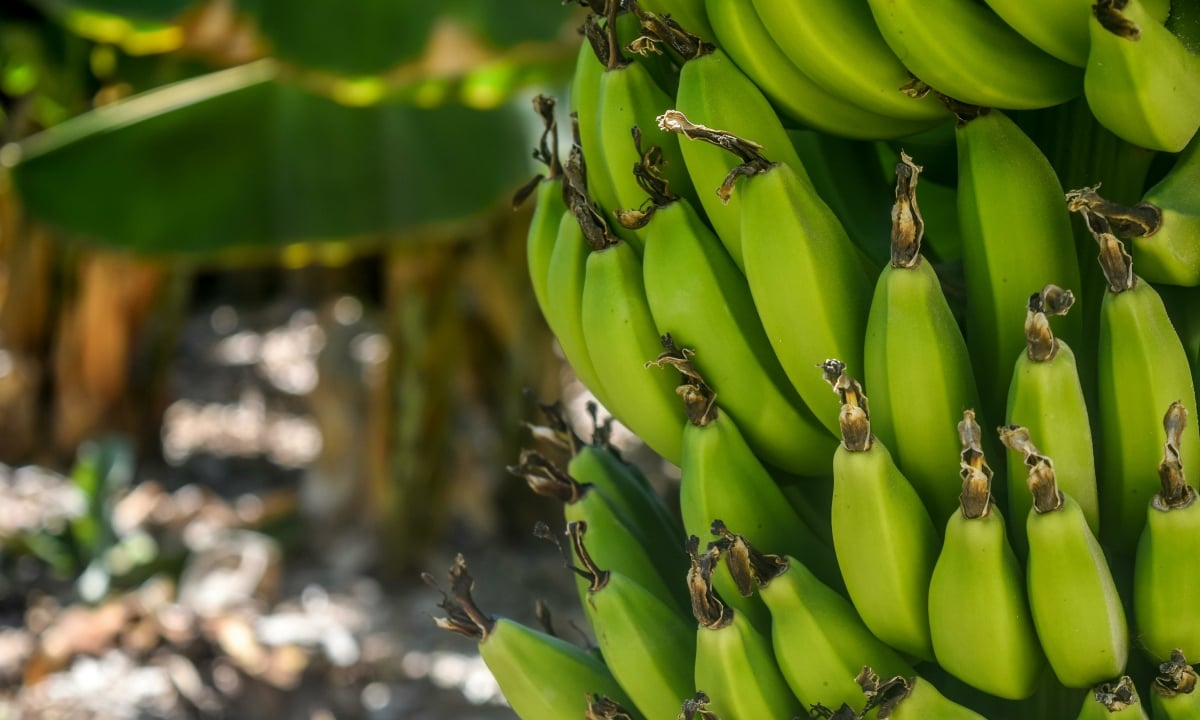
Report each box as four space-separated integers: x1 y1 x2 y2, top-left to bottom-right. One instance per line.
1077 210 1136 293
615 125 679 229
1091 676 1142 712
998 424 1064 513
656 109 773 203
627 0 712 61
508 448 587 503
957 410 993 519
1065 185 1162 238
1095 0 1141 40
645 334 718 426
679 692 720 720
1024 284 1076 362
512 95 563 208
567 520 612 592
585 694 638 720
821 359 872 452
1154 402 1198 510
563 143 620 251
425 554 495 640
890 152 924 269
856 667 918 716
710 519 789 593
1154 650 1199 697
686 535 732 629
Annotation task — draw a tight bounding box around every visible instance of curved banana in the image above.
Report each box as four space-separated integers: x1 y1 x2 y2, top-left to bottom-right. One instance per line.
1151 650 1200 719
668 24 807 271
928 410 1044 700
1079 214 1200 550
1065 135 1200 287
1076 676 1149 719
595 21 694 252
659 110 874 435
570 15 616 219
864 152 986 524
688 537 802 720
511 449 684 614
630 149 836 474
956 108 1083 420
519 95 567 322
705 0 942 140
868 0 1082 109
1133 402 1200 662
567 521 695 720
581 229 688 465
543 152 614 407
654 346 840 620
749 0 948 122
715 522 912 711
1005 285 1099 556
1085 0 1200 153
856 667 987 719
979 0 1091 66
824 360 940 661
1000 425 1129 689
429 555 638 720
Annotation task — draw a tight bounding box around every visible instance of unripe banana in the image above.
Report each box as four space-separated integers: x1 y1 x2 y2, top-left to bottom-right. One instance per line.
511 449 684 614
1075 213 1200 550
864 152 987 524
1001 425 1129 688
594 22 693 252
929 410 1044 700
581 227 688 464
1085 0 1200 153
687 537 802 720
1005 285 1099 556
659 111 873 434
1076 676 1149 719
714 522 912 712
750 0 949 122
1150 650 1200 720
518 95 567 322
979 0 1091 66
566 521 695 720
428 555 638 720
653 344 841 624
570 16 611 210
666 19 806 272
868 0 1082 109
824 360 940 661
629 146 835 474
543 163 611 406
1133 402 1200 662
956 108 1084 419
1066 135 1200 287
704 0 940 140
856 667 987 719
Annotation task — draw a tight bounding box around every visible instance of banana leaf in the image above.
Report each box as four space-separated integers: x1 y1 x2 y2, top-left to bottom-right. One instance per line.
4 60 539 256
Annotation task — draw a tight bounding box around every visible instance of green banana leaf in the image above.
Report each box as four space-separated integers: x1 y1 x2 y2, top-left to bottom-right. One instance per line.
4 59 541 256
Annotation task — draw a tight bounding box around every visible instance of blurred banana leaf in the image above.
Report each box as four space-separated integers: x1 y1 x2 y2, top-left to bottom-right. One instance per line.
4 59 543 255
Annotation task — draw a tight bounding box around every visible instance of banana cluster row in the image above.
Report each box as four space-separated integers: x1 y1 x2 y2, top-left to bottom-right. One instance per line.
435 0 1200 718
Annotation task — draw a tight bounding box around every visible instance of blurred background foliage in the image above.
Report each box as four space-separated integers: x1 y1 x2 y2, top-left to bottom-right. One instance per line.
0 0 586 594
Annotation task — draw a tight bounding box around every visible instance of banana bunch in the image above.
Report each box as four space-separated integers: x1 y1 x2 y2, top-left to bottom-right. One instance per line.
432 0 1200 717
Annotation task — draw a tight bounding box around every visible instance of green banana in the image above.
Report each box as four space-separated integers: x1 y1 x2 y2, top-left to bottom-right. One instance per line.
856 667 987 719
659 110 874 435
1078 213 1200 550
580 219 688 464
1076 676 1149 719
1133 402 1200 662
511 449 684 614
868 0 1082 109
688 537 802 720
517 95 566 323
750 0 949 122
956 107 1084 420
1151 650 1200 720
979 0 1091 66
664 18 806 272
543 156 611 406
824 360 940 661
653 344 840 621
570 15 616 218
864 152 986 524
715 522 912 712
704 0 942 139
1005 285 1099 556
929 409 1044 700
628 144 835 474
594 18 693 252
1085 0 1200 153
1065 135 1200 287
1000 425 1129 689
428 555 639 720
566 521 695 720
